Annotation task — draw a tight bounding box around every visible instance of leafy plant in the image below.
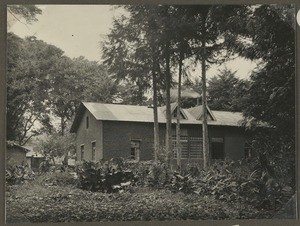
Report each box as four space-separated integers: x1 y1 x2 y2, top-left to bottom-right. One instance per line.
167 173 197 194
76 158 135 193
147 161 172 188
6 165 35 186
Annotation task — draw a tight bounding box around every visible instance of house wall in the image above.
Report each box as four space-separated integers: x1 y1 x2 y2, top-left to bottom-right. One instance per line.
7 147 27 167
223 127 246 160
75 109 103 162
103 121 157 160
101 122 245 162
76 112 246 163
168 125 246 162
209 126 246 161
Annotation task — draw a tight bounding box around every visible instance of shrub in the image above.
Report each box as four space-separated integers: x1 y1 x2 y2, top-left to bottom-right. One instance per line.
126 161 153 186
182 163 201 178
147 161 172 188
126 160 173 189
74 156 294 214
76 158 136 193
39 158 51 172
186 158 295 213
167 173 197 194
6 165 35 186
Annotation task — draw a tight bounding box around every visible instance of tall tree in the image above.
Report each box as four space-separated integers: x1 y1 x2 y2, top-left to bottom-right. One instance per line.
207 68 250 112
234 5 295 137
49 56 119 135
185 5 247 169
102 5 168 162
102 13 152 106
148 6 161 162
48 56 77 136
171 6 195 170
102 5 247 169
163 12 172 167
225 5 295 189
7 33 59 144
7 33 118 142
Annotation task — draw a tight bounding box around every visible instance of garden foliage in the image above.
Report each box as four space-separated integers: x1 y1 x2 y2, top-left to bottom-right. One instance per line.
73 156 294 213
6 165 35 186
6 155 295 222
75 158 136 192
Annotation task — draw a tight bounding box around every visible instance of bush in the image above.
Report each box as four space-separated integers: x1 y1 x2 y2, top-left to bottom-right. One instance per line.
126 161 152 186
186 159 294 213
76 158 136 193
39 158 51 172
167 173 197 194
74 156 294 215
147 162 173 188
6 165 35 186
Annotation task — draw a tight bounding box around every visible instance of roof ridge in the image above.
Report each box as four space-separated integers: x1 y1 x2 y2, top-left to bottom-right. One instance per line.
211 110 242 114
83 102 150 108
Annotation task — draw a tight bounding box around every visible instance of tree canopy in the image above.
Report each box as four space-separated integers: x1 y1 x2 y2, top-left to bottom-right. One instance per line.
207 68 250 112
7 33 119 144
7 5 42 24
233 5 295 137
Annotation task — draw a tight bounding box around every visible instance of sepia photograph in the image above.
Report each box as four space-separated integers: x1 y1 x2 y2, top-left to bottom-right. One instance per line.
5 3 297 223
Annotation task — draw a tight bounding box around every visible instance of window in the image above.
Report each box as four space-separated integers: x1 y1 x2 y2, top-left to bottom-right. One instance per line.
80 145 85 161
86 116 89 129
92 141 96 161
211 138 224 160
130 140 140 161
172 136 202 159
189 137 203 158
172 138 188 158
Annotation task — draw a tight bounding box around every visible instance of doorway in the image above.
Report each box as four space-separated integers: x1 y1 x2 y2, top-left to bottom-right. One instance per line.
211 138 224 160
130 140 140 161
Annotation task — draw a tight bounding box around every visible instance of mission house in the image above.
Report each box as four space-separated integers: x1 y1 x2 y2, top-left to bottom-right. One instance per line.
70 102 251 166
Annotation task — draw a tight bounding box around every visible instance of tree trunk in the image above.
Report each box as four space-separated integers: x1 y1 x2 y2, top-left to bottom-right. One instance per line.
150 26 160 163
152 59 160 162
176 44 184 171
165 38 172 168
201 15 210 170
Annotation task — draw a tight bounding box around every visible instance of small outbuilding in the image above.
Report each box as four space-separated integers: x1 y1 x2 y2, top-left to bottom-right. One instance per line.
70 102 252 166
6 142 29 167
26 148 45 170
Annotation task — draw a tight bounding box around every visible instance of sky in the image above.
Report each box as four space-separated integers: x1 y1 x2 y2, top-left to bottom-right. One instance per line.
9 4 258 80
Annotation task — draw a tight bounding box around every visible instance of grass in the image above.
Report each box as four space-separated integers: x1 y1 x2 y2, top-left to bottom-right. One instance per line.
6 181 269 223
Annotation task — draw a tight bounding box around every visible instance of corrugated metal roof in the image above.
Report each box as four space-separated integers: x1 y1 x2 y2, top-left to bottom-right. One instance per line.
82 102 244 127
208 111 244 126
158 103 198 123
187 105 244 127
84 102 165 123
